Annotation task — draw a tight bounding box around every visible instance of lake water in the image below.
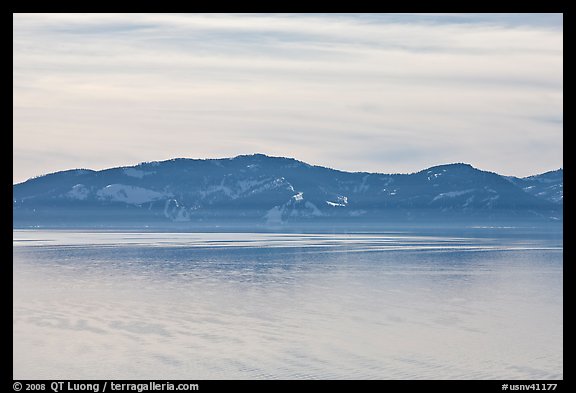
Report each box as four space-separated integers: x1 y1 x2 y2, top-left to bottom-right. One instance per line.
13 229 563 379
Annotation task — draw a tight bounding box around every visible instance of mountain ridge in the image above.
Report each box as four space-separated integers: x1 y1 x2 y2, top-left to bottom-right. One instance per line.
13 154 563 228
15 154 559 185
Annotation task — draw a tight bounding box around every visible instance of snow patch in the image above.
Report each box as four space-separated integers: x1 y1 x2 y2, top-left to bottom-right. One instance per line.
292 192 304 201
66 184 89 200
265 197 323 223
97 184 170 204
265 205 284 225
327 194 348 207
432 189 474 202
427 173 443 181
164 199 191 221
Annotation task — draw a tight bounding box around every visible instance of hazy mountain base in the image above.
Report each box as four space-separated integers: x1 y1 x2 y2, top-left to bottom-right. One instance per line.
12 205 562 232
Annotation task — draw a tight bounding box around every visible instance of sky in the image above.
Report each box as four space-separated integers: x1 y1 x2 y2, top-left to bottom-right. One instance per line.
13 13 563 183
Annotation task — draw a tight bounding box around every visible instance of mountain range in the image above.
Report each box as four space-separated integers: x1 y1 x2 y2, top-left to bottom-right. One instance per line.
13 154 563 228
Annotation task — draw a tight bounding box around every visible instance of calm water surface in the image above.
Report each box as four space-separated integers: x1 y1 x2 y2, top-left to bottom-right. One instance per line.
13 230 563 379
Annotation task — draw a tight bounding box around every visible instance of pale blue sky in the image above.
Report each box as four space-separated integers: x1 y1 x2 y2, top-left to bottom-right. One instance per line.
13 13 563 183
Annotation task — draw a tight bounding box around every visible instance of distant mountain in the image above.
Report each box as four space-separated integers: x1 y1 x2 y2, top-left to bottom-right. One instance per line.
13 154 562 228
507 169 563 205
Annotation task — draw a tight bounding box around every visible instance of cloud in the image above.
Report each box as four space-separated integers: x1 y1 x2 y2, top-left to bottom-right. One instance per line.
13 13 562 182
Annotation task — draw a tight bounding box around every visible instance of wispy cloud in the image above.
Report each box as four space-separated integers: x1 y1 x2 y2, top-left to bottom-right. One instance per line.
13 13 562 182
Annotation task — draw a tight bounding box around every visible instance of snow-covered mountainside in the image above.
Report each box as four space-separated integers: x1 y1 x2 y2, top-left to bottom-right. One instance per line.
13 154 562 228
507 169 563 205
